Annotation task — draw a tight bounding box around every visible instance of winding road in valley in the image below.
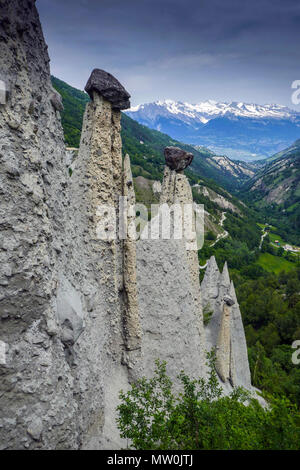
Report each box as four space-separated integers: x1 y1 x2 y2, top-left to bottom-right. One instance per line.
210 211 229 247
259 226 268 250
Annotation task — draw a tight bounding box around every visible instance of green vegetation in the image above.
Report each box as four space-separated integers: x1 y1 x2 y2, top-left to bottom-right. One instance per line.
198 208 261 271
236 267 300 405
203 304 214 325
117 356 300 450
240 141 300 245
257 252 295 274
268 231 285 245
51 76 89 147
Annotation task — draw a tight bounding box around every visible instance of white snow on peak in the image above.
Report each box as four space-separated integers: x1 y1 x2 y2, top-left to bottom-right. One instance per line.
129 104 142 112
127 99 298 123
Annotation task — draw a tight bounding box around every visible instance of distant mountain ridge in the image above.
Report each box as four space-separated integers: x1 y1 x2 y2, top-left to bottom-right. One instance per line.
126 100 300 161
130 99 298 121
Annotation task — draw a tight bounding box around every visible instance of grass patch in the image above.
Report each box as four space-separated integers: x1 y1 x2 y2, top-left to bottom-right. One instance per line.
257 253 295 274
268 232 285 245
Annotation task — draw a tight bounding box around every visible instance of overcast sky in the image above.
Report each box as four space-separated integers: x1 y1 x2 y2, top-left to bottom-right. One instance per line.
37 0 300 108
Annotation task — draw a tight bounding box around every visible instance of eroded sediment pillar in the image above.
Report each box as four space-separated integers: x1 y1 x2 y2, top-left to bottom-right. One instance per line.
122 154 141 353
159 147 206 368
215 295 234 383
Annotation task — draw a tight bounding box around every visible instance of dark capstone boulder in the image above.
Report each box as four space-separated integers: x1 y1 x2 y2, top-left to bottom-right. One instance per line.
164 146 194 171
85 68 131 110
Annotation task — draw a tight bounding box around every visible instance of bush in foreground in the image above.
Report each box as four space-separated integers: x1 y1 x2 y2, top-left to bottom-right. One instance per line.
117 354 300 450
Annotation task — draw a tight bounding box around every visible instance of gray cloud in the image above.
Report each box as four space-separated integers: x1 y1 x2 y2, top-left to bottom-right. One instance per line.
37 0 300 107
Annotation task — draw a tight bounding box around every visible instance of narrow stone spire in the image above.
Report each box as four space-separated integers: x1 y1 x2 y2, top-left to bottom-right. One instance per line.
215 295 235 382
122 154 141 352
229 280 252 388
220 261 230 287
206 256 219 276
159 146 205 367
201 256 220 300
229 280 238 304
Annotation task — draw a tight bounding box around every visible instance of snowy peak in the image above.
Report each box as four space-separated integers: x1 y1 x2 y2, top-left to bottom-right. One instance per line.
126 99 300 161
127 99 298 123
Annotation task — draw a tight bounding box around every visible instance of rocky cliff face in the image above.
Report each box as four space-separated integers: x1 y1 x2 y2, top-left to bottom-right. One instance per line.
0 0 254 450
0 0 134 449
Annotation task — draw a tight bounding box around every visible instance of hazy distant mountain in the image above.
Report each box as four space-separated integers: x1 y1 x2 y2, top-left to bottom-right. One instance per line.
126 100 300 161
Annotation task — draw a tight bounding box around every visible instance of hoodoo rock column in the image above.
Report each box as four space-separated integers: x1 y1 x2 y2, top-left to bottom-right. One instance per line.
69 69 141 448
160 147 206 368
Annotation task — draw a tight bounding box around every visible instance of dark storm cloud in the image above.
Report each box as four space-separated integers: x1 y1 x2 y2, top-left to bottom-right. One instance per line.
37 0 300 107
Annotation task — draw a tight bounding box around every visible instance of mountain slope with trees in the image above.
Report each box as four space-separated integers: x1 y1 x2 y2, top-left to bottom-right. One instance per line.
241 140 300 245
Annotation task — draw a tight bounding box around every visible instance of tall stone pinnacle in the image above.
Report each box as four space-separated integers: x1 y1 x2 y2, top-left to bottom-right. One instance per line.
85 68 131 110
215 298 232 383
122 154 141 353
220 261 230 287
201 256 220 300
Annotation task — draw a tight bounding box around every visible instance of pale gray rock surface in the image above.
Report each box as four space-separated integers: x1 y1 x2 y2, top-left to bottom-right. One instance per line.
0 0 79 450
136 238 207 383
201 257 252 390
0 0 130 450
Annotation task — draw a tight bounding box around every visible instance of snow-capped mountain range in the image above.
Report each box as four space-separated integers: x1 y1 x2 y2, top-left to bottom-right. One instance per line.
129 99 299 123
126 100 300 161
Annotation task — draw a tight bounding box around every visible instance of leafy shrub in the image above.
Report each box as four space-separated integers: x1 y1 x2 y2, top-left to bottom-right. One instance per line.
117 354 300 450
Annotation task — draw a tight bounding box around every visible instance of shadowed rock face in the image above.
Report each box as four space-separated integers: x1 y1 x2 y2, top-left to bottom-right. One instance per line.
85 68 131 110
164 146 194 171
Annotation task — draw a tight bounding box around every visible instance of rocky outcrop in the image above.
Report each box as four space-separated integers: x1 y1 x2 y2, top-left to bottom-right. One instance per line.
201 257 251 390
215 295 234 383
193 185 241 215
135 149 206 382
0 0 134 450
0 0 80 449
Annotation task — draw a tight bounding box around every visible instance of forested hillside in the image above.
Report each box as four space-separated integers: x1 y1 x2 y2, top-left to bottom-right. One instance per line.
51 76 90 147
241 140 300 245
